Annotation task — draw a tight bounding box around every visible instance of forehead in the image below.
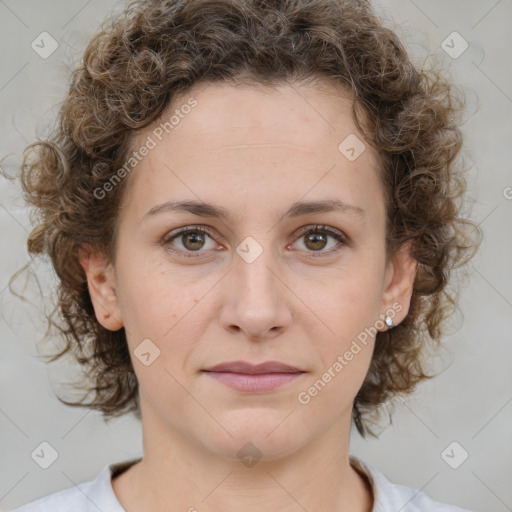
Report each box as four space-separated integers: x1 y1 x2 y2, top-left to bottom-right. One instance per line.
131 78 366 154
167 78 355 139
121 79 384 224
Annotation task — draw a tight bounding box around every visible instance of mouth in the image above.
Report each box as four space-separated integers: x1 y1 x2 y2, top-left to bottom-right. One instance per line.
201 360 306 393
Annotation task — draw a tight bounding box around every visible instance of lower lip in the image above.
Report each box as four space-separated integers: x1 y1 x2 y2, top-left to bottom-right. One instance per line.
203 371 304 392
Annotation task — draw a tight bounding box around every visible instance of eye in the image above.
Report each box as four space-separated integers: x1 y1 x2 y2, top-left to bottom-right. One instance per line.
290 224 349 256
162 226 219 258
161 224 349 259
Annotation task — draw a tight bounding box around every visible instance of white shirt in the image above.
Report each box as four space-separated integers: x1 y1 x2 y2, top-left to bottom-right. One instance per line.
9 455 473 511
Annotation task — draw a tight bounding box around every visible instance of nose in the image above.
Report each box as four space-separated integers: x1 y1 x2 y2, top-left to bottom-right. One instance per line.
219 244 293 341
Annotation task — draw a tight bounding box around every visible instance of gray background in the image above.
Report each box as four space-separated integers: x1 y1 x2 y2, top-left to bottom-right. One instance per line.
1 1 511 511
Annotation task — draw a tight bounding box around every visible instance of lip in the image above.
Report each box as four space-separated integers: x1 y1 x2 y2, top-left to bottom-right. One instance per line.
202 360 304 374
201 360 306 393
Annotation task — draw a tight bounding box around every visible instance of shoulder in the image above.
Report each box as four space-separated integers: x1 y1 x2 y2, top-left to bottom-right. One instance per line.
8 457 141 512
381 480 473 512
350 455 474 512
9 480 98 512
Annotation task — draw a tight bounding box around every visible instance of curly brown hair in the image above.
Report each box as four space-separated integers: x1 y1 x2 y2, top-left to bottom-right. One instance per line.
14 0 481 438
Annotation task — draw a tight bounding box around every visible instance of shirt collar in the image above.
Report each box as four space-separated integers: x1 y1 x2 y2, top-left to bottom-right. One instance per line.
98 454 395 512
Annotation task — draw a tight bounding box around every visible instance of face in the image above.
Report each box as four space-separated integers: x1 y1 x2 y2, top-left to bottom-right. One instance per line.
81 79 416 462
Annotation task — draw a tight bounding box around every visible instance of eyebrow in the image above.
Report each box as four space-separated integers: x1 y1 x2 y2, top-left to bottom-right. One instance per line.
142 199 365 222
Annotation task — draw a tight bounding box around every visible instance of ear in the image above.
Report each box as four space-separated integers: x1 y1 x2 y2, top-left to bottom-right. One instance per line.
78 245 124 331
380 240 417 328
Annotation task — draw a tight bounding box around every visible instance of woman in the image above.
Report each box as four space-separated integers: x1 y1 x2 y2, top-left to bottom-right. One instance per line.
11 0 480 510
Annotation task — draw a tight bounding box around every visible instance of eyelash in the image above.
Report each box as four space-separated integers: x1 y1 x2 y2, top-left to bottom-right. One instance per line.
161 224 349 259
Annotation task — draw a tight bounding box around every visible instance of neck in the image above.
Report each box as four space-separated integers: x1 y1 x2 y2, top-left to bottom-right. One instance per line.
112 410 374 512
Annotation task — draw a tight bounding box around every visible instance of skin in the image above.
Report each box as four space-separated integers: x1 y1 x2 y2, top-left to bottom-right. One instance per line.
80 78 417 512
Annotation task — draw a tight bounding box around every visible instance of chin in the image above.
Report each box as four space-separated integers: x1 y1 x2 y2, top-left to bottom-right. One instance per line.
195 410 308 463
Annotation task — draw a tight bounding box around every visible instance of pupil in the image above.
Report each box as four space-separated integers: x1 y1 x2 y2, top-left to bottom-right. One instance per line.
184 232 204 251
307 233 326 250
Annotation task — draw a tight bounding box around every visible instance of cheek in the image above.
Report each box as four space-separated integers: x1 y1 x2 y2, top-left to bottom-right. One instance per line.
291 262 382 380
303 263 383 330
301 283 377 407
115 247 203 334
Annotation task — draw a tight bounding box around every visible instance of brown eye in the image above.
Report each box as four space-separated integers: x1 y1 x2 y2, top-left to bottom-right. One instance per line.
304 232 328 251
292 225 348 256
162 226 218 258
181 231 206 251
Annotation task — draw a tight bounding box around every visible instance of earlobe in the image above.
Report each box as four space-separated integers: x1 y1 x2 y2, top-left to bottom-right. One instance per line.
78 245 124 331
381 241 417 327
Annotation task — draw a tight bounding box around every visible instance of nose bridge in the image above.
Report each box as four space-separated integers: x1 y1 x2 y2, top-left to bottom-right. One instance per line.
235 236 282 309
222 236 292 338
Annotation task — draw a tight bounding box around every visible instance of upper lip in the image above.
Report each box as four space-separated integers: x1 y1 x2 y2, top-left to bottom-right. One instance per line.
202 360 304 374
